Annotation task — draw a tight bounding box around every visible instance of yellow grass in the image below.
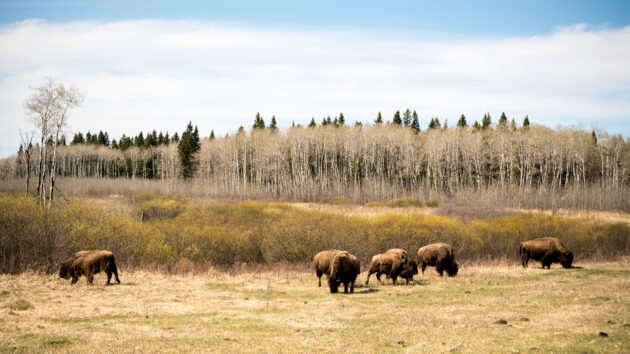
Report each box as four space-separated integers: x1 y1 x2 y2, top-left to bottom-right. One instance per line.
1 263 629 352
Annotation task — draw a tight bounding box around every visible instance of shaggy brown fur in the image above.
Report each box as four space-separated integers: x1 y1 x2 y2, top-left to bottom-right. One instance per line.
365 250 408 285
417 243 459 277
399 260 418 284
59 250 121 285
328 251 361 293
385 248 408 261
313 249 341 287
520 237 573 269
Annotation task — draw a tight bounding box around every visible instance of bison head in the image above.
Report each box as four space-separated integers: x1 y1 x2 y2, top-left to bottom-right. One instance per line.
400 260 418 278
560 251 573 269
59 262 71 279
446 261 459 277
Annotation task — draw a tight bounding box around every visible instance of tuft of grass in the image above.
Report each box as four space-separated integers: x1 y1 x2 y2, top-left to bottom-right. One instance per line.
85 187 99 196
6 299 34 311
364 201 383 207
384 197 423 208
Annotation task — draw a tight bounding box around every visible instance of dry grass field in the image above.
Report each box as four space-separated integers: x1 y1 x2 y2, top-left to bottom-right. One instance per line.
1 263 629 353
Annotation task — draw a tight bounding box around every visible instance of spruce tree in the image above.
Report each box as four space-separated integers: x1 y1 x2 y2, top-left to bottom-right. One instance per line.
428 117 441 129
411 111 420 133
172 132 179 143
309 118 316 128
402 109 412 127
392 110 402 125
326 116 332 125
178 122 201 179
164 133 170 145
375 112 383 124
510 118 517 131
523 115 530 128
498 112 508 130
482 113 492 130
321 117 328 126
472 120 481 131
269 115 278 132
338 112 345 126
111 139 118 149
58 135 67 146
253 112 265 129
457 114 467 128
209 130 215 140
443 119 448 130
158 132 165 145
135 132 144 147
71 132 84 145
591 131 597 144
333 116 339 127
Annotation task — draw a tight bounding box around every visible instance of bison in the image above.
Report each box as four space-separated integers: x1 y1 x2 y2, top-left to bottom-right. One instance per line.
520 237 573 269
365 249 408 285
59 250 121 285
417 243 459 277
328 251 361 293
399 260 418 284
313 249 341 287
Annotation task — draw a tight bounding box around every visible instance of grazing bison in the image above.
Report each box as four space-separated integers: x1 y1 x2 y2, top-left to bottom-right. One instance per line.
59 250 121 285
399 260 418 284
385 248 408 261
417 243 459 277
313 249 341 287
365 250 408 285
520 237 573 269
328 251 361 293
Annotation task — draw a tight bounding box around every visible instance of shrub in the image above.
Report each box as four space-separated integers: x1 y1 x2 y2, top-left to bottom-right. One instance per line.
384 197 423 208
86 187 99 196
364 201 383 207
424 199 440 208
333 196 354 205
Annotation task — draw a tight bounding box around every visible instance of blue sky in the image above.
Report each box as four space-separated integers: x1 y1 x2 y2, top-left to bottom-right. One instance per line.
1 0 629 35
0 1 629 157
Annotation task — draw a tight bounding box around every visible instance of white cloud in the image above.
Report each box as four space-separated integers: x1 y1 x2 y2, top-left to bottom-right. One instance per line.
0 20 629 157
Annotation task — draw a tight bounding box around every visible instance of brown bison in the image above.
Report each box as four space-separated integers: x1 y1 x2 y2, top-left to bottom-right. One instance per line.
365 249 408 285
313 249 341 287
417 243 459 277
520 237 573 269
59 250 121 285
328 251 361 293
399 260 418 284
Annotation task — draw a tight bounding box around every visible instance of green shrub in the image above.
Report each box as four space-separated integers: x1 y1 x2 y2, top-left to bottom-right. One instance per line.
424 199 440 208
333 196 354 205
364 201 383 207
384 197 423 208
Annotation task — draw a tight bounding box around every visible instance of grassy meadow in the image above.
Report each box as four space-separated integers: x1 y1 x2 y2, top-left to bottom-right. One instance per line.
1 263 629 352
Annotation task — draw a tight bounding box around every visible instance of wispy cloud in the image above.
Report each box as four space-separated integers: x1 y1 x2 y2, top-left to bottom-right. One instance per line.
0 20 629 157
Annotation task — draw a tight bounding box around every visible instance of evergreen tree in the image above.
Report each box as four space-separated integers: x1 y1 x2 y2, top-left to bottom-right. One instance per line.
209 130 215 140
145 130 157 148
510 118 517 131
428 117 441 129
178 121 201 179
411 111 420 133
71 132 84 145
443 119 448 130
269 115 278 132
498 112 508 130
85 132 92 144
326 116 332 125
375 112 383 124
321 117 328 126
338 112 345 126
354 121 363 127
119 134 132 150
591 131 597 144
135 132 144 147
333 116 339 127
253 112 265 129
291 120 295 127
472 120 481 131
392 110 402 125
158 132 165 145
482 113 492 130
402 109 412 127
172 132 179 143
308 118 316 128
97 131 110 146
237 126 245 135
523 115 530 128
58 135 67 146
111 139 118 149
164 133 170 145
457 114 467 128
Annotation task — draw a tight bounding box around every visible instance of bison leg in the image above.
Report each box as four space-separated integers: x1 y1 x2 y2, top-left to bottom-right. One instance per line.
421 262 427 275
87 273 94 285
71 274 79 284
376 272 383 285
391 275 398 285
365 271 372 285
521 253 529 268
316 270 323 287
344 282 349 293
350 280 355 293
111 262 121 284
107 270 112 285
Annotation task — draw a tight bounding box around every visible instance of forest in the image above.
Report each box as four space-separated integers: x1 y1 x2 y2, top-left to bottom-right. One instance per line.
2 111 629 210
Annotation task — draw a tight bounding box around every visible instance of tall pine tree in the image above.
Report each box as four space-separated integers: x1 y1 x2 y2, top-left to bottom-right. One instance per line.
392 110 402 125
375 112 383 124
178 122 201 179
411 111 420 133
457 114 467 127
